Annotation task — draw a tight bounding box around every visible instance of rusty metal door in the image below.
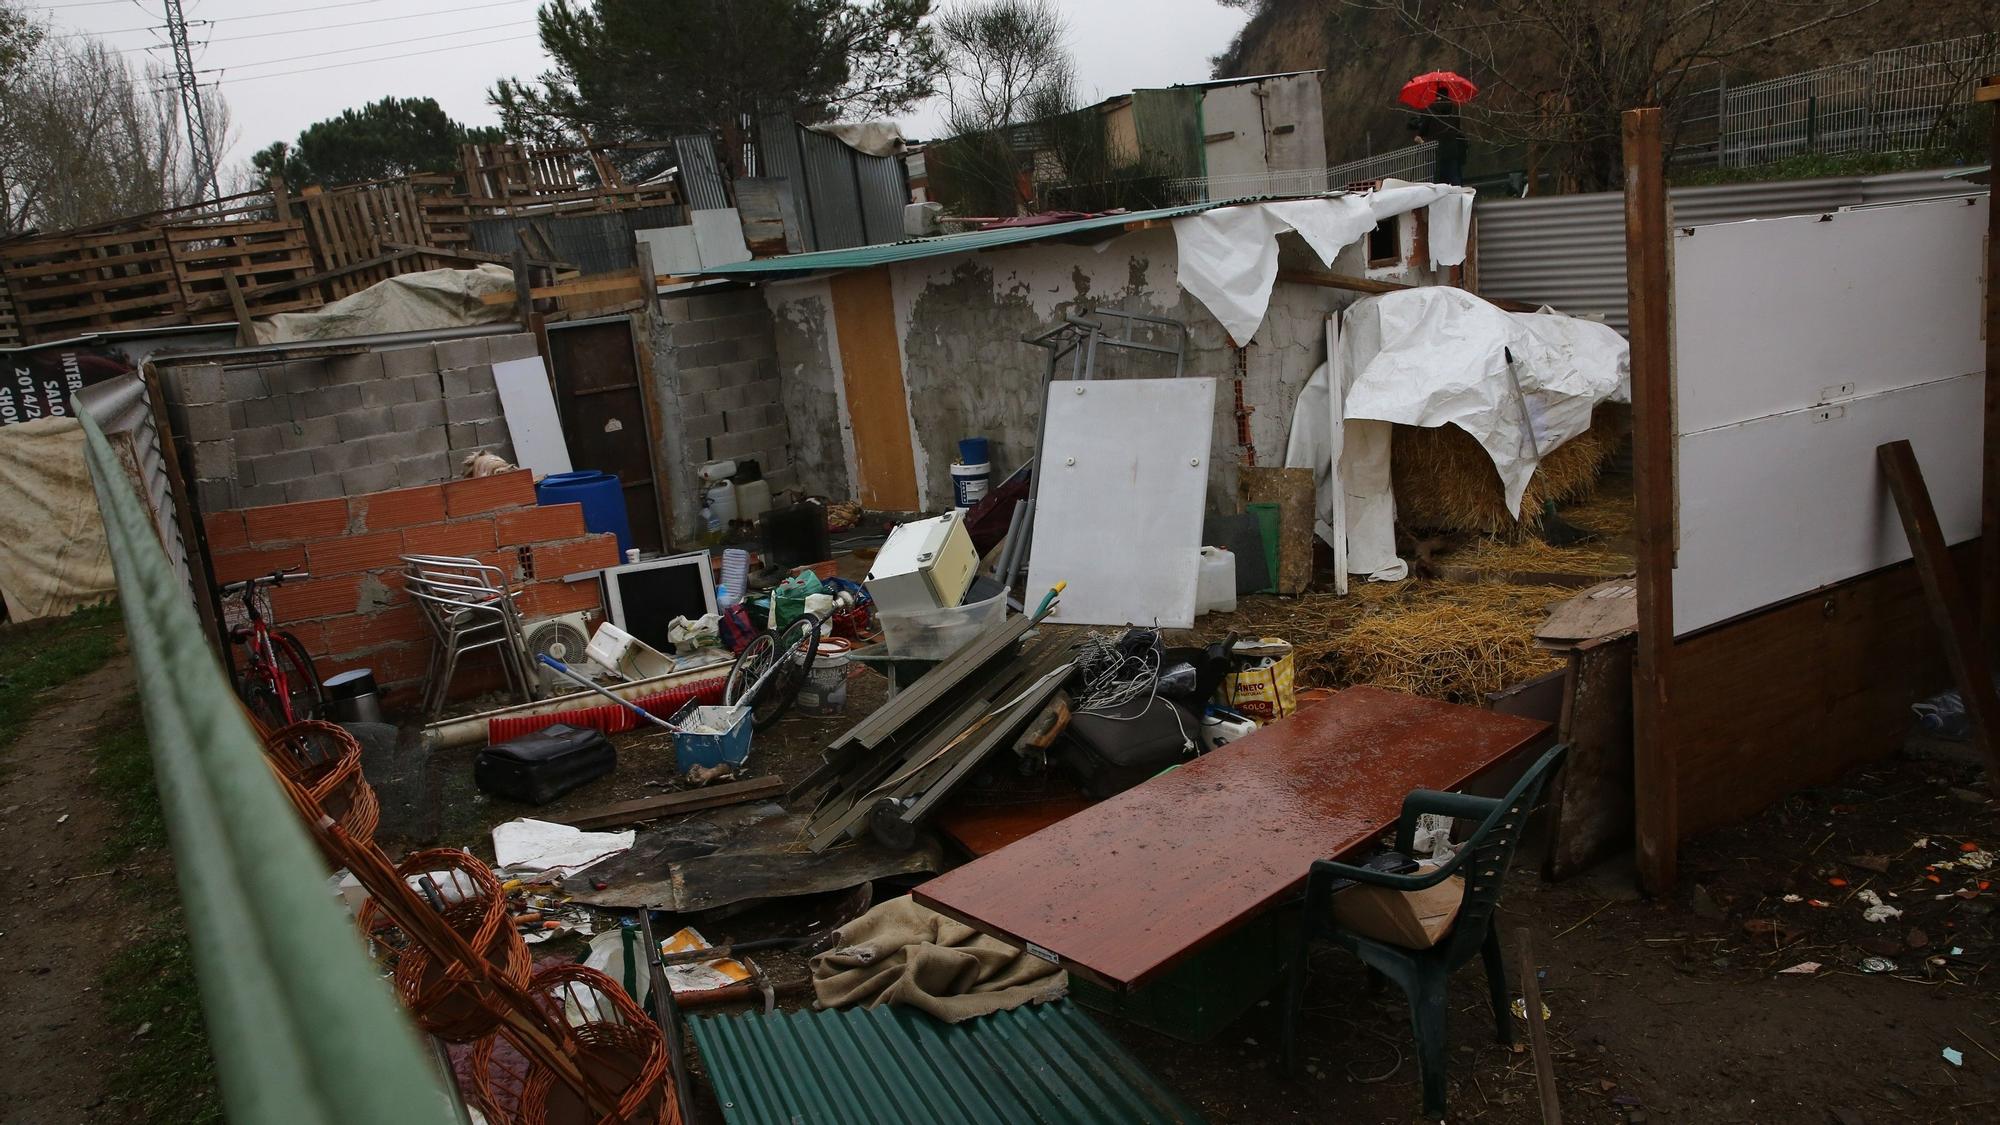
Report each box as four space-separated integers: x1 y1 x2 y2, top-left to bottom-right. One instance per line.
544 317 665 553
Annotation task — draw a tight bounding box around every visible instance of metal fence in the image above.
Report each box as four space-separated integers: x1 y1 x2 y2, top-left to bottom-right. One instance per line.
756 116 910 251
1325 142 1438 186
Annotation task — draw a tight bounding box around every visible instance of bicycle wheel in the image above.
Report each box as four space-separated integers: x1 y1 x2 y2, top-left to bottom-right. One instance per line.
271 631 325 723
725 614 821 731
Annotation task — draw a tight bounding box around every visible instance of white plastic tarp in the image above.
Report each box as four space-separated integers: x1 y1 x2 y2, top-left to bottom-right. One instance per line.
1172 181 1476 345
1287 288 1630 580
253 265 515 344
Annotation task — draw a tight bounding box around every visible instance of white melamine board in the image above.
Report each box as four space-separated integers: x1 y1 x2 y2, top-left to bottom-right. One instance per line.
492 357 574 478
1673 197 1985 434
635 226 701 275
1026 377 1216 629
1671 372 1981 635
691 209 752 267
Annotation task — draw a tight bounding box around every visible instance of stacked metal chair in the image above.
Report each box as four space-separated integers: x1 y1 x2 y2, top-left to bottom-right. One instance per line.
401 554 538 718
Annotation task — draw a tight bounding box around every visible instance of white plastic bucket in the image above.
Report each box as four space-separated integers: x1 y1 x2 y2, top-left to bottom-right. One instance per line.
797 638 854 715
950 461 990 508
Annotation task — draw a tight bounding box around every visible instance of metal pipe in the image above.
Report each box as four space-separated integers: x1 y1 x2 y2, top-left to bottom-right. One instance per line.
537 655 680 732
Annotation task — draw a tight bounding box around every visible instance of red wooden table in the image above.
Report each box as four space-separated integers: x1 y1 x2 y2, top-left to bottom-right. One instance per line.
913 686 1550 990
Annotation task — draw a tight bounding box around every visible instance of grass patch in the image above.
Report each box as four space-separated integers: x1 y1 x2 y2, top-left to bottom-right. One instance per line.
91 693 221 1125
0 600 123 750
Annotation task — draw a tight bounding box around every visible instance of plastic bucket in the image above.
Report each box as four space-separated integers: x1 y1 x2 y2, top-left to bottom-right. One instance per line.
951 461 991 509
669 702 752 771
536 470 633 558
796 638 853 716
957 437 990 465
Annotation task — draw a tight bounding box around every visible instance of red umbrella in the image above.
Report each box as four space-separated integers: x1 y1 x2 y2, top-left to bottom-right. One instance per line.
1399 71 1478 110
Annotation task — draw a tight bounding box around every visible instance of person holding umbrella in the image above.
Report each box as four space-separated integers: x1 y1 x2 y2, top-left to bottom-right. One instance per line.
1402 71 1477 185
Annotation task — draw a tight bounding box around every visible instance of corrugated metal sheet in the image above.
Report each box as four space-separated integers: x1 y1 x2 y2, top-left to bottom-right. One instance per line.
74 373 194 607
695 198 1233 278
687 1000 1205 1125
676 134 731 211
758 115 910 251
469 206 682 275
1475 168 1980 333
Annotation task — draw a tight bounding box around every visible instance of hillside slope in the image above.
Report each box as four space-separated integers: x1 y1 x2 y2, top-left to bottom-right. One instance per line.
1215 0 1994 174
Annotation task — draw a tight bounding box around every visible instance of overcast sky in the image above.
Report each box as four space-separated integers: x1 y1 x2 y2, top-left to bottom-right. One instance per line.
41 0 1253 175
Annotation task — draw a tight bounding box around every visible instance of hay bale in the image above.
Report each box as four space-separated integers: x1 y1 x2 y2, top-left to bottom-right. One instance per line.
1392 405 1627 535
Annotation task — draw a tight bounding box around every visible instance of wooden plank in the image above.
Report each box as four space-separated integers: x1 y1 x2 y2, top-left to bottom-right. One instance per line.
913 687 1549 990
1542 636 1635 881
1879 439 2000 776
1275 268 1540 313
1984 93 2000 651
829 267 921 510
1621 106 1679 895
478 274 647 307
557 776 785 831
222 270 253 345
1517 929 1562 1125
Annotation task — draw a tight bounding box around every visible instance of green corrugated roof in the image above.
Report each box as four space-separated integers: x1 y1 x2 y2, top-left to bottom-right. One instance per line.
693 199 1247 278
687 1000 1206 1125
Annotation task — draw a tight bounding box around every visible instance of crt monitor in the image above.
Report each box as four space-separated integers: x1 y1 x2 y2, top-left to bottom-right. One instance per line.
600 551 716 654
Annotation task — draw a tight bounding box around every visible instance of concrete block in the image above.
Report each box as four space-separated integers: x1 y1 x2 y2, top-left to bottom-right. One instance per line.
184 402 232 443
682 339 744 369
277 416 340 451
474 419 511 448
378 344 438 379
717 311 769 340
299 384 364 418
716 358 764 386
195 477 236 512
737 330 777 361
724 403 781 432
366 430 430 463
284 476 343 502
174 363 225 405
676 365 730 396
228 399 249 431
247 449 314 485
223 366 268 400
326 352 384 385
242 395 294 428
690 291 752 319
190 440 234 479
445 390 501 425
706 382 769 413
391 399 446 430
739 424 791 454
236 482 287 508
683 412 725 440
413 426 450 456
441 364 496 397
488 333 540 362
434 336 491 370
311 442 372 475
446 422 481 450
235 425 286 458
657 295 692 323
341 463 399 495
359 375 422 409
336 406 398 442
672 318 718 347
265 361 322 397
707 429 762 460
396 453 453 487
764 465 799 493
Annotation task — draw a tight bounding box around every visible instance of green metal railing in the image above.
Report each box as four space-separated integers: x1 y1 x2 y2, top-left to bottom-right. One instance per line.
80 412 453 1124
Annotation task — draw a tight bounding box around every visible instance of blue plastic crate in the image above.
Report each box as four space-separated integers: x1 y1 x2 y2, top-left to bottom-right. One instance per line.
670 702 752 771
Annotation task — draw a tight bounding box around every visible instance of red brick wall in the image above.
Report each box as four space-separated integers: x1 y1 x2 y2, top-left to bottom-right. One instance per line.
202 469 619 708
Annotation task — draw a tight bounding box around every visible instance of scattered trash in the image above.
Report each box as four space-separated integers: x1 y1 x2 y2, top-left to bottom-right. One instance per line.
1858 956 1897 974
491 818 636 878
55 813 68 825
1808 899 1831 908
1857 889 1903 923
1844 854 1891 874
1827 876 1848 888
1510 997 1552 1021
1778 961 1820 975
1781 894 1803 903
1942 1046 1964 1067
1959 850 1992 871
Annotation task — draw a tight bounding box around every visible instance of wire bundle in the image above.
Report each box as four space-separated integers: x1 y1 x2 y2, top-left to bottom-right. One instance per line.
1068 630 1162 715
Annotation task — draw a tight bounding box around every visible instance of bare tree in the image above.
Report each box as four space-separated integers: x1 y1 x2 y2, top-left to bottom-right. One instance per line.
0 4 231 235
937 0 1072 134
1342 0 1888 190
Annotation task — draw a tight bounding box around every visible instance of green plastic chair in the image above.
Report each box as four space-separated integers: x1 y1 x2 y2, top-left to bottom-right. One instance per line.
1280 742 1568 1119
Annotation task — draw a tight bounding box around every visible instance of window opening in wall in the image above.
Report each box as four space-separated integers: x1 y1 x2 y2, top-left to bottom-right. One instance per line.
1367 216 1400 267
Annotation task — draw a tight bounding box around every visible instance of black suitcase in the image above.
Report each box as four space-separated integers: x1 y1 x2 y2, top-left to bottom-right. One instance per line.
474 723 616 804
1060 696 1198 799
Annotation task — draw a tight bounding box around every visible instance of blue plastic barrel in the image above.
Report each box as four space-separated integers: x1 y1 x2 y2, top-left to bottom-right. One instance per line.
957 436 990 465
536 470 633 557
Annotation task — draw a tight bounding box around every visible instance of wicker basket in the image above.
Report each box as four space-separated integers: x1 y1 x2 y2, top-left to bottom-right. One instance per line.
263 720 379 850
517 964 675 1125
358 849 530 1042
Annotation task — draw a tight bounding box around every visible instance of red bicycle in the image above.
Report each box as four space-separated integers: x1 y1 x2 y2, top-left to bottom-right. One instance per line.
224 569 324 727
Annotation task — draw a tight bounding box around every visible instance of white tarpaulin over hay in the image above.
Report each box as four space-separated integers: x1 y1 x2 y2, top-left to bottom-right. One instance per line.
253 265 515 344
1172 181 1476 345
1287 287 1630 581
0 417 115 619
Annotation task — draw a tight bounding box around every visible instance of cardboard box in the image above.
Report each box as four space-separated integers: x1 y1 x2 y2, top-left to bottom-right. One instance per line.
1329 862 1464 949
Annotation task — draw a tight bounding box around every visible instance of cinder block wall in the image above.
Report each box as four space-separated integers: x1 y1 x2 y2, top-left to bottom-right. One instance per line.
201 469 617 703
163 332 539 513
657 288 799 500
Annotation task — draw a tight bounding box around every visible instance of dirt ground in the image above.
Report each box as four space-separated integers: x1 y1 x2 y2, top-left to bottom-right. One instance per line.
0 654 140 1121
